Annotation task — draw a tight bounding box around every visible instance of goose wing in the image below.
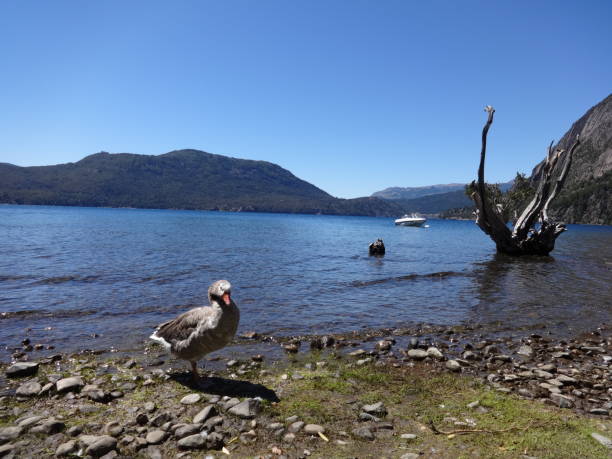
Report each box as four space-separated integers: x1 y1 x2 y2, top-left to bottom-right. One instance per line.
153 308 207 345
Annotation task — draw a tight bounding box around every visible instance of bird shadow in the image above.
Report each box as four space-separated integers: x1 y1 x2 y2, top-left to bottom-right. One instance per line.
169 373 280 402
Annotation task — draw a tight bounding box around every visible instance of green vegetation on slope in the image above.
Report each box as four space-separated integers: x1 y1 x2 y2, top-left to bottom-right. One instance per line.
0 150 405 217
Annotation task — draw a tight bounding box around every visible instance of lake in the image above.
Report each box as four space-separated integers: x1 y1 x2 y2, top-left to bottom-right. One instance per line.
1 205 611 361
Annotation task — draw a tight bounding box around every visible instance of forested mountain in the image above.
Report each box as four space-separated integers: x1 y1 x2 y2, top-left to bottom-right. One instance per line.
0 149 404 217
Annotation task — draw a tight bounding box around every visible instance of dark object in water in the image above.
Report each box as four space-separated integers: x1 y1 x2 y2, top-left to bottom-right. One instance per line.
369 239 385 256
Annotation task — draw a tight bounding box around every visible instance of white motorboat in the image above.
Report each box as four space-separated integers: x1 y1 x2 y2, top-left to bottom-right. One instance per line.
394 214 427 227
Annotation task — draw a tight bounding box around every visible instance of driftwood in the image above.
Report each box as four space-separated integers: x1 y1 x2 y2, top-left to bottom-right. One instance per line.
368 238 385 256
470 106 580 256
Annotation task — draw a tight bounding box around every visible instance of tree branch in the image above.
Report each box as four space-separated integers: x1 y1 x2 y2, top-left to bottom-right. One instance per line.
542 135 580 221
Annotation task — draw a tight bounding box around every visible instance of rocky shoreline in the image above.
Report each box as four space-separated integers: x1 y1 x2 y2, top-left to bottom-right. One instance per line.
1 323 611 458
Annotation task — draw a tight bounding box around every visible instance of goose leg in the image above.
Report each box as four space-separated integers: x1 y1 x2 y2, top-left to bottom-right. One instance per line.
190 361 199 382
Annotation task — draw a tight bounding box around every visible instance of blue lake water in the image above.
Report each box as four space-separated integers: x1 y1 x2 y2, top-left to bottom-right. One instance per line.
1 205 611 361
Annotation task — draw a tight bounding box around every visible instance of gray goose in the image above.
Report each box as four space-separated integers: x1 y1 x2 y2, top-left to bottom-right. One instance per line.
150 279 240 381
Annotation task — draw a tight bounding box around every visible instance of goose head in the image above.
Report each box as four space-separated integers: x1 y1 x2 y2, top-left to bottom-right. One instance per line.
208 279 232 306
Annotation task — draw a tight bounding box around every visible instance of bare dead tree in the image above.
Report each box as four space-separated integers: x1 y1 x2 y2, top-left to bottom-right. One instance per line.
470 106 580 256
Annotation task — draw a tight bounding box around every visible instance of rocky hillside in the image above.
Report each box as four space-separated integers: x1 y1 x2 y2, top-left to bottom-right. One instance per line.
0 150 404 217
532 93 612 224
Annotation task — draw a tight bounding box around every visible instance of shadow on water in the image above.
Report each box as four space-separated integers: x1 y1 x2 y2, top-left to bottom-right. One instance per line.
169 373 279 402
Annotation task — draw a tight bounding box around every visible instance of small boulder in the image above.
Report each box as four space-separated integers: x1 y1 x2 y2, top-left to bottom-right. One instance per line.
228 399 261 419
445 360 461 372
0 426 22 444
551 393 574 409
288 421 305 433
407 349 428 360
303 424 325 435
55 440 77 457
145 430 166 445
352 426 375 440
590 432 612 449
85 435 117 457
6 362 39 378
56 376 84 393
426 347 444 360
180 394 201 405
362 402 387 417
193 405 216 424
16 381 42 397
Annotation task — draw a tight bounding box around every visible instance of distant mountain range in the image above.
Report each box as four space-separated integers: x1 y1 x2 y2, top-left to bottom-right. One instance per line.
370 182 512 215
0 150 404 217
371 183 466 200
2 94 609 223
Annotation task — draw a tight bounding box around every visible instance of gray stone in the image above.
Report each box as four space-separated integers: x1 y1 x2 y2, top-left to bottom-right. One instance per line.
67 425 83 437
0 426 22 444
228 399 261 419
178 434 206 450
517 345 533 357
145 430 166 445
426 347 444 360
266 422 283 430
203 416 224 430
283 432 296 443
30 419 65 434
175 424 200 439
351 426 374 440
103 422 123 437
144 402 156 413
590 432 612 449
285 415 299 423
5 362 39 378
288 421 305 433
556 374 578 385
400 433 417 440
99 450 118 459
16 381 42 397
534 369 553 379
551 393 574 408
356 358 372 366
362 401 387 416
400 454 419 459
146 446 163 459
56 376 84 393
55 440 77 456
589 408 609 415
180 394 201 405
407 349 428 360
206 432 224 449
193 405 216 424
150 413 172 427
85 435 117 457
0 443 16 457
120 382 137 391
39 382 54 395
17 416 42 428
86 389 108 403
223 397 241 409
446 360 461 372
376 340 393 351
303 424 325 435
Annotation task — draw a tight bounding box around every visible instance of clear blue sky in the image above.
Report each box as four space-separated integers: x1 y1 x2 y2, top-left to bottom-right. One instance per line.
1 1 610 198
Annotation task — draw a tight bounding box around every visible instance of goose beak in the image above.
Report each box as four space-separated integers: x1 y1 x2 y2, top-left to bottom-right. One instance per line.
222 292 231 305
